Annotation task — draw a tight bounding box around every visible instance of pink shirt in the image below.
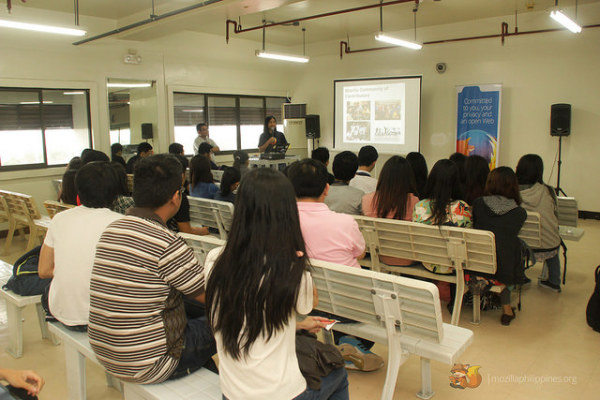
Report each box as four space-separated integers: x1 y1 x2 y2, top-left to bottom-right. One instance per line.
362 192 419 266
297 202 365 268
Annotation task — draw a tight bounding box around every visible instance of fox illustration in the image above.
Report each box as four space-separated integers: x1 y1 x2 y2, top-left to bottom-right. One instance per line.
449 363 482 389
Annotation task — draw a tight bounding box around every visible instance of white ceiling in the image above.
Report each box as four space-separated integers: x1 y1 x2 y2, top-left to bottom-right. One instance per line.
5 0 599 46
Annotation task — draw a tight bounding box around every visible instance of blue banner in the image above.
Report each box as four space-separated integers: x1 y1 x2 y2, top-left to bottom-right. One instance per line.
456 84 502 168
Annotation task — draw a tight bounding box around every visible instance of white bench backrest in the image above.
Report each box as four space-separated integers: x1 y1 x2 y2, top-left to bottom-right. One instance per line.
519 211 542 248
311 259 444 344
187 196 234 240
557 197 578 227
179 232 225 264
354 216 496 275
43 200 74 218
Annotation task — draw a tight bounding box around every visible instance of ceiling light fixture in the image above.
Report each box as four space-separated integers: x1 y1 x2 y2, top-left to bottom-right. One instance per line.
63 91 85 95
19 101 54 104
0 19 86 36
375 0 422 50
550 10 582 33
107 83 152 88
256 21 309 63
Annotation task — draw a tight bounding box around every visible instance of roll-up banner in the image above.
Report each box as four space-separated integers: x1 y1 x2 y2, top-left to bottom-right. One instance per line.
456 84 502 169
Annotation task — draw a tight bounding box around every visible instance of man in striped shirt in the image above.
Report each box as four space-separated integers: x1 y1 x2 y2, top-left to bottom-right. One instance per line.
88 154 216 384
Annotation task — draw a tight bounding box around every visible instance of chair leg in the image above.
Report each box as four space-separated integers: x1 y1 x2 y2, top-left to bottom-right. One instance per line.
450 272 466 326
35 303 60 345
5 301 24 358
25 226 38 252
379 337 408 400
416 358 435 399
64 345 87 400
3 220 16 255
105 372 123 393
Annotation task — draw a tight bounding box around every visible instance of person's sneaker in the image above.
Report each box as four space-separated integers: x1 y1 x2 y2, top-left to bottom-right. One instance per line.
338 336 384 371
538 280 561 293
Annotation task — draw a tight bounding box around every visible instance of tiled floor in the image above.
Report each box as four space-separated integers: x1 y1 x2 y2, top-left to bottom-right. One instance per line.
1 219 599 399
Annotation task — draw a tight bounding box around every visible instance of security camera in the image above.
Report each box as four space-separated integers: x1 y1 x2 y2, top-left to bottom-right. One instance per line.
436 62 446 73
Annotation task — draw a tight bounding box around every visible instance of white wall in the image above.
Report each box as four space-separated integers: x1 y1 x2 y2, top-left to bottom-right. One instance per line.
289 9 600 211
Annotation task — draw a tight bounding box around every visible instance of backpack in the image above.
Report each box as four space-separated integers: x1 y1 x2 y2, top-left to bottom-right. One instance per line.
586 265 600 333
2 246 51 296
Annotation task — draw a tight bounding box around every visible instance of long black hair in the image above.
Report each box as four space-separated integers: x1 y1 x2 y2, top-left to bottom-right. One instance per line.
423 159 463 225
406 152 428 199
464 155 490 204
263 115 277 134
190 155 214 186
206 168 308 360
220 166 241 197
516 154 544 185
374 156 417 219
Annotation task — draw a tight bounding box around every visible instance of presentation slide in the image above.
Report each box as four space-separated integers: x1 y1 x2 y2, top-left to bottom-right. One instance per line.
334 76 421 154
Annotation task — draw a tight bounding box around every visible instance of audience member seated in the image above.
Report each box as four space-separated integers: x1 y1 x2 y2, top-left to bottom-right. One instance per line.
413 159 472 274
406 151 428 199
362 155 420 266
126 142 153 173
464 155 490 205
168 142 185 155
449 151 467 191
58 169 78 205
349 145 378 194
311 147 335 184
288 159 382 372
197 142 219 170
0 368 44 398
189 155 219 199
214 166 240 204
66 156 83 171
111 143 126 168
472 167 527 326
109 162 135 214
233 150 250 178
38 162 122 329
88 154 217 384
82 149 110 164
167 156 209 236
204 168 349 400
325 151 364 215
516 154 562 293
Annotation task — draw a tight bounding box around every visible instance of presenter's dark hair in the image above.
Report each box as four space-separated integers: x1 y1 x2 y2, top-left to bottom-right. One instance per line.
288 158 328 198
332 151 359 182
220 166 241 197
485 167 522 205
59 169 78 206
111 143 123 156
358 145 379 167
423 159 463 225
168 142 184 155
406 152 428 199
263 115 277 133
110 162 130 196
311 147 330 164
464 155 490 205
190 155 214 186
75 161 118 208
132 154 182 209
196 123 207 132
82 149 109 164
516 154 544 185
206 168 308 360
374 156 417 220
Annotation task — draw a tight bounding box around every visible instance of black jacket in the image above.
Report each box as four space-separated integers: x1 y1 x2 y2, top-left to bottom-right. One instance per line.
473 196 527 285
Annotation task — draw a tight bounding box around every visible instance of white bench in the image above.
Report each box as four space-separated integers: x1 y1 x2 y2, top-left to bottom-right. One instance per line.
179 232 225 265
0 190 50 253
519 211 542 248
557 197 585 241
311 259 473 400
48 322 221 400
0 262 59 358
353 216 497 326
188 196 234 240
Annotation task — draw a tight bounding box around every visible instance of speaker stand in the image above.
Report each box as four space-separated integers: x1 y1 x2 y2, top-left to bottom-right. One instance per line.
555 136 567 197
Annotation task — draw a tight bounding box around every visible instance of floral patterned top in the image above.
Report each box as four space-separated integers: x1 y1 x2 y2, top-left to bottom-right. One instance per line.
412 199 472 274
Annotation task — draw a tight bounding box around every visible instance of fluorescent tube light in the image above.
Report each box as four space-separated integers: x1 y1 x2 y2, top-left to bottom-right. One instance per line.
107 83 152 88
19 101 53 104
550 10 582 33
63 91 85 95
0 19 86 36
375 33 422 50
182 109 205 113
255 50 309 63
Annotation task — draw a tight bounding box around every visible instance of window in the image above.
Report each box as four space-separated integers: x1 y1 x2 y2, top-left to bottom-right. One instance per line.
0 87 92 169
173 92 287 155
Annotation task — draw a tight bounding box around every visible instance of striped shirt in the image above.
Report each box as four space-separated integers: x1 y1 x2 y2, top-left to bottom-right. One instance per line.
88 208 205 384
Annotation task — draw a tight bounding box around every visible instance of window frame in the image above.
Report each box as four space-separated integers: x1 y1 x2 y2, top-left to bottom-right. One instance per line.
171 90 288 155
0 86 93 171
